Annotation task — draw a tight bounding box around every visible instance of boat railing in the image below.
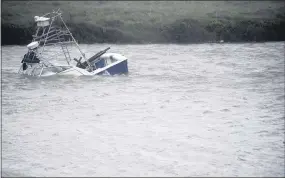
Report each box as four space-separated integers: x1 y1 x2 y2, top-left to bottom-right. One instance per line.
32 29 70 40
40 51 65 61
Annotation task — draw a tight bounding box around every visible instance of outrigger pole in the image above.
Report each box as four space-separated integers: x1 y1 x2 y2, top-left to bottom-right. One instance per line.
57 9 92 69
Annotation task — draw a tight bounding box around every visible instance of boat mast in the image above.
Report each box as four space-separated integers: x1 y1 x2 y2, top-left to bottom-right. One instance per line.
57 10 92 68
30 9 92 69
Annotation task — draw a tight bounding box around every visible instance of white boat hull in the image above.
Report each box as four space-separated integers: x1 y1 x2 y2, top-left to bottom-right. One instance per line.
55 67 92 76
19 57 128 77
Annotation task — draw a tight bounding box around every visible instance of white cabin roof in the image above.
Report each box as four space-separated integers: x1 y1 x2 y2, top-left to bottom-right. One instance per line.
34 16 50 22
27 41 39 50
101 53 127 60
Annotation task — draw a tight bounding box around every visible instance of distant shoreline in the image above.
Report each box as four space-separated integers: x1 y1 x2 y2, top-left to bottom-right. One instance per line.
2 16 284 46
2 1 285 45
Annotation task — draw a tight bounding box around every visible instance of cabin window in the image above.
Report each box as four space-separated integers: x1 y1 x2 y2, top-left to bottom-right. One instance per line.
94 58 106 68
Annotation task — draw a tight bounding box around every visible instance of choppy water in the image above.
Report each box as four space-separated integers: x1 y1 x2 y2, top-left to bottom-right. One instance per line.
1 42 285 177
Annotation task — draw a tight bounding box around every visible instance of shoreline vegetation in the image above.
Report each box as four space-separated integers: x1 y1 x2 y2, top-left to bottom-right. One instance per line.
2 1 285 45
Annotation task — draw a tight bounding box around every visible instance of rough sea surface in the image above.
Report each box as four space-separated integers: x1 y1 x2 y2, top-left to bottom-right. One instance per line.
1 42 285 177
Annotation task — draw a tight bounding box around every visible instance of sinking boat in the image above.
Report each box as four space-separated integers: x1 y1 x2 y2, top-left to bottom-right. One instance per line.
18 9 128 77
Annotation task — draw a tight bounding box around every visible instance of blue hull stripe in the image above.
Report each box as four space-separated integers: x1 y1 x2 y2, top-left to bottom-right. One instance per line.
98 60 128 75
